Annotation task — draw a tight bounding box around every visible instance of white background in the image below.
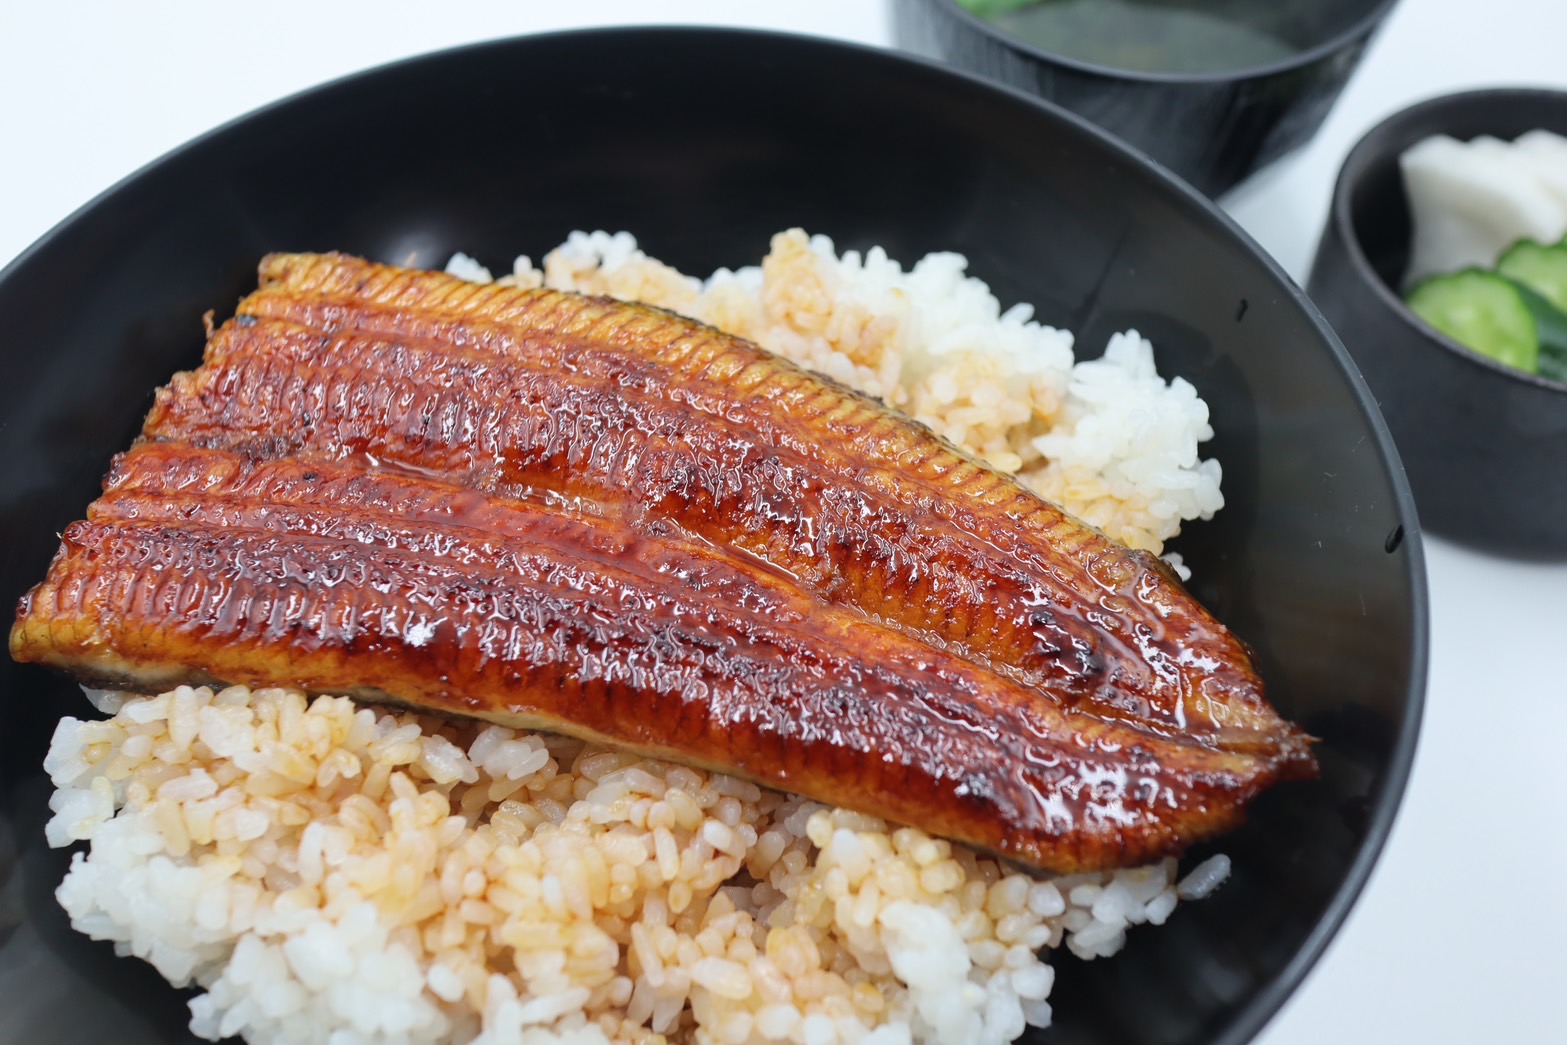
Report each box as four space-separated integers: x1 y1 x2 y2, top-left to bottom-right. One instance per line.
3 2 1565 1043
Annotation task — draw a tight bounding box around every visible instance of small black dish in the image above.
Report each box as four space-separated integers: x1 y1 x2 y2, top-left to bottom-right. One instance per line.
1308 87 1567 560
892 0 1398 198
0 27 1424 1045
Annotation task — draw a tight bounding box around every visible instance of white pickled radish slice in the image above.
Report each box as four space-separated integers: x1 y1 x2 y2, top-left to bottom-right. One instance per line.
1400 134 1567 287
1508 129 1567 211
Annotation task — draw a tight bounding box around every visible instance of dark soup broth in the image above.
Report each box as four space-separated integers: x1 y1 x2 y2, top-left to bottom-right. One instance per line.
973 0 1301 75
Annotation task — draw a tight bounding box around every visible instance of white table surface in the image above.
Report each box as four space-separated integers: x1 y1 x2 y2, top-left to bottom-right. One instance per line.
3 2 1564 1043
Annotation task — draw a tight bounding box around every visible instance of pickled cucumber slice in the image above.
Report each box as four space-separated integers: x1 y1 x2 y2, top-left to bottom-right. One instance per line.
1497 239 1567 313
1406 269 1539 372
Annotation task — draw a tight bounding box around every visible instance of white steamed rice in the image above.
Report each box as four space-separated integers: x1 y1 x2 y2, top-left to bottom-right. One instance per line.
45 231 1230 1045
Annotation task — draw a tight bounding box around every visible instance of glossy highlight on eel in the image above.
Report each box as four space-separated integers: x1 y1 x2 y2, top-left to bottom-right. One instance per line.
11 252 1316 874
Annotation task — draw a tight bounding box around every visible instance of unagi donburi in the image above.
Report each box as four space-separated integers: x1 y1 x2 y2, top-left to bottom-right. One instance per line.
14 251 1315 875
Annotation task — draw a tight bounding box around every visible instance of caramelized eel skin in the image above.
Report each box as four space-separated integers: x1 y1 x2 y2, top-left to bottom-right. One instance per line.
11 253 1316 873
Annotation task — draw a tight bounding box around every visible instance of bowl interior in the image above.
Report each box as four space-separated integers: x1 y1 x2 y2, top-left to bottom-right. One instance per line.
0 28 1424 1045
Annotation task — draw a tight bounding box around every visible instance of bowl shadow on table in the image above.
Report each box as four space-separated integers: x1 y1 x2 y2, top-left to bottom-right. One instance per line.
0 28 1423 1045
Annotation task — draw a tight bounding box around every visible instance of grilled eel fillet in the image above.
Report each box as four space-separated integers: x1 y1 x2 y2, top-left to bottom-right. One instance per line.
12 252 1316 873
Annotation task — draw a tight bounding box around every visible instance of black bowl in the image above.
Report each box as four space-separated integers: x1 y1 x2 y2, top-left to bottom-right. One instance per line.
891 0 1397 198
1307 87 1567 559
0 27 1424 1045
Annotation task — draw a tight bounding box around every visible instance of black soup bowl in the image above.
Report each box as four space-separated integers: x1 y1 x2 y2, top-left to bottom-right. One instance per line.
0 27 1425 1045
892 0 1398 198
1309 88 1567 559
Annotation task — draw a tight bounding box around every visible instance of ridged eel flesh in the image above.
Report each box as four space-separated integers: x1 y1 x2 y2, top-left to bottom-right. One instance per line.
11 252 1317 873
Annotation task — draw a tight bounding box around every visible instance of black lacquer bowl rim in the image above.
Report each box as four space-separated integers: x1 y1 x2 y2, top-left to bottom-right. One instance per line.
923 0 1401 85
1331 84 1567 394
0 24 1428 1045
